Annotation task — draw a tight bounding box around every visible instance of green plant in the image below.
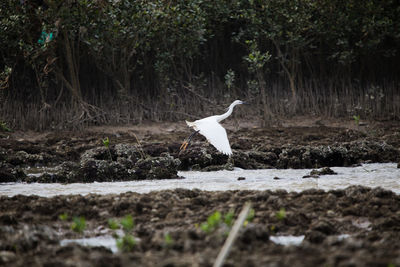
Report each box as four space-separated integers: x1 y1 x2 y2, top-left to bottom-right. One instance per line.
247 208 255 222
116 234 136 252
200 209 256 234
200 211 222 233
71 216 86 233
223 210 235 227
0 121 11 132
353 115 360 125
120 215 134 232
59 213 69 221
102 137 113 161
164 233 173 247
108 215 136 252
276 208 286 221
224 69 235 90
108 219 119 230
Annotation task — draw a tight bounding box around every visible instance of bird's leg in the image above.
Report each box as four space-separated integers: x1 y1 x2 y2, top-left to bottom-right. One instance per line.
180 130 200 151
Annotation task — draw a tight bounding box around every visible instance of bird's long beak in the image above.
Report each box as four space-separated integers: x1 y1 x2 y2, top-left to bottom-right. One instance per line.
242 101 249 105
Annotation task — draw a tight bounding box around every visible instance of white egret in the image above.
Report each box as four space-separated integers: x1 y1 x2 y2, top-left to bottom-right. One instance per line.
180 100 247 155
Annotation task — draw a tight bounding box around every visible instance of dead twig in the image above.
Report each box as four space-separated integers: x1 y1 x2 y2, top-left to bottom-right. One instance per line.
213 202 252 267
130 132 146 159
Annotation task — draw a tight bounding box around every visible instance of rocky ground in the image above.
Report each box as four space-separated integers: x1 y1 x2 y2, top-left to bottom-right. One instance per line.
1 187 399 266
1 117 399 183
0 117 399 266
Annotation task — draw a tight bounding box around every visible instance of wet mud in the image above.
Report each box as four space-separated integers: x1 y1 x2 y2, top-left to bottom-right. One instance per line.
1 119 400 266
0 187 399 266
1 119 399 183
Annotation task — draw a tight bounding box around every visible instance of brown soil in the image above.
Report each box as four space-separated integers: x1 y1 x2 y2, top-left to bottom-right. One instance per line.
0 117 400 266
1 187 399 266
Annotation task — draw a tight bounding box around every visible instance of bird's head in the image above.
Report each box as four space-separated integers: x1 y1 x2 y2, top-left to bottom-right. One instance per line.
232 100 248 106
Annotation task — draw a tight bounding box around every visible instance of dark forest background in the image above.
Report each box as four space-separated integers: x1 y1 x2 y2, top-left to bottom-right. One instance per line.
1 0 399 130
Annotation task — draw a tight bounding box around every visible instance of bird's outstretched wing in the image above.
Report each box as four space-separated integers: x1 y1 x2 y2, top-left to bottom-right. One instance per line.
194 118 232 155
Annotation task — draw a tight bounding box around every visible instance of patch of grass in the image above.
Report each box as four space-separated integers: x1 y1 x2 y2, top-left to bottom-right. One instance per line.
71 216 86 233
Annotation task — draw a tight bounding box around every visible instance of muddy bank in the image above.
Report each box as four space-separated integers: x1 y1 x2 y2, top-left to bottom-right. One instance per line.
1 119 399 183
0 186 399 266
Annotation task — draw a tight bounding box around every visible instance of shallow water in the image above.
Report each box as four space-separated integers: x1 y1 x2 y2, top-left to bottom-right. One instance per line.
269 235 305 246
60 234 348 253
269 234 350 246
60 236 118 253
0 163 399 197
61 235 307 253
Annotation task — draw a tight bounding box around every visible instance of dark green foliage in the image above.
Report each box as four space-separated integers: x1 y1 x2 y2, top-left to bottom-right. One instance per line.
0 0 399 129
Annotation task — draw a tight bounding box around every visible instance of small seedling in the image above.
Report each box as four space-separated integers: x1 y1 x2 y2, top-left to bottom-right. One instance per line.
102 137 113 161
224 210 235 227
108 215 136 252
243 208 255 226
71 216 86 233
164 233 173 247
120 215 134 232
59 213 69 221
116 234 136 252
276 208 286 221
353 115 360 126
201 211 222 233
108 219 119 230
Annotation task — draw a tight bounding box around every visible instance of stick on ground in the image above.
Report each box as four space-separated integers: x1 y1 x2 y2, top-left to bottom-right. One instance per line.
213 202 252 267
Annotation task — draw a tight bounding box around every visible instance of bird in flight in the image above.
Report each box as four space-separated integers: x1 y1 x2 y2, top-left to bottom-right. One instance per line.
180 100 247 155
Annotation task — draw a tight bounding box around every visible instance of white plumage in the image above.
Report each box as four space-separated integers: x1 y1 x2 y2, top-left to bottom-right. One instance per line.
181 100 246 155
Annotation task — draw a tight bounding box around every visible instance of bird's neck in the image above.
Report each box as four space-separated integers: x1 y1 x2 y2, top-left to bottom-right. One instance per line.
216 103 236 122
